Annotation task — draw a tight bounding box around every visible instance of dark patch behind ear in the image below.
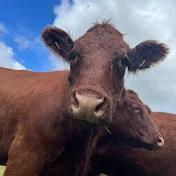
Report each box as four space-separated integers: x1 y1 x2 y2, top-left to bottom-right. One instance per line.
126 89 144 106
128 40 169 72
41 26 74 62
126 89 138 97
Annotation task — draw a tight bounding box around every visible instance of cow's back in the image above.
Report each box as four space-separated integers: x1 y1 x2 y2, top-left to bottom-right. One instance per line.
0 67 70 163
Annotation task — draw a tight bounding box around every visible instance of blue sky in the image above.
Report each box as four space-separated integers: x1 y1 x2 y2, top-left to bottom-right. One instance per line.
0 0 68 71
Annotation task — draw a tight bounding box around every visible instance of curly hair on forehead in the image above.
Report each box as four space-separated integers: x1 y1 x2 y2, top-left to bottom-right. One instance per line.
124 89 152 114
87 19 124 40
116 88 141 108
127 89 142 102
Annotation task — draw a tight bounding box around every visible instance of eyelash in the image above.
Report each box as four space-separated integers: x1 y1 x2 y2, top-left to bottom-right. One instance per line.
131 105 140 112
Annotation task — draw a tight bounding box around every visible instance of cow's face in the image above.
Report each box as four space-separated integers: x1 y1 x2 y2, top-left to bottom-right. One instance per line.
42 21 169 124
107 89 164 150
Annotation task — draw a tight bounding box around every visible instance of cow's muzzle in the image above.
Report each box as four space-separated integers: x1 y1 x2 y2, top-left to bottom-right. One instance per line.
71 92 108 124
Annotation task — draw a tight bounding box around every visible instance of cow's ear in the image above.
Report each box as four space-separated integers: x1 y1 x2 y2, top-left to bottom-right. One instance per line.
126 40 169 72
145 104 152 115
41 26 74 62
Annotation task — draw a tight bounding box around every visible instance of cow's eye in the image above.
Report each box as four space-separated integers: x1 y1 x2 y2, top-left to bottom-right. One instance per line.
69 52 77 62
131 105 140 113
121 57 132 67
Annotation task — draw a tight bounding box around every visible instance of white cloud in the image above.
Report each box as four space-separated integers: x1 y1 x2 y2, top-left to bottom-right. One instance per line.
14 35 68 71
14 36 32 50
0 23 26 70
47 55 69 71
0 41 26 70
0 23 8 34
51 0 176 113
14 35 42 51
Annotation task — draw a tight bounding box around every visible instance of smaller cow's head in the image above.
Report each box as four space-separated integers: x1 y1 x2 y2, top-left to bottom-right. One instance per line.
41 21 169 125
107 89 164 150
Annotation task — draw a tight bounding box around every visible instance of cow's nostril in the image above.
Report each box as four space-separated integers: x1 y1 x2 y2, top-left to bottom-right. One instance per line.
95 97 105 112
94 97 105 118
72 92 79 109
157 137 162 143
156 136 164 148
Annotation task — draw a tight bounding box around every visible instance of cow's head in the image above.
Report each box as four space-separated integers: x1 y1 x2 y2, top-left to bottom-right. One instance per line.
106 89 164 150
41 21 169 124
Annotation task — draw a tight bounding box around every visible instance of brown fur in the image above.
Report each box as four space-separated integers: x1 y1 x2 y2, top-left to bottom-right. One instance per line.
0 68 71 175
90 112 176 176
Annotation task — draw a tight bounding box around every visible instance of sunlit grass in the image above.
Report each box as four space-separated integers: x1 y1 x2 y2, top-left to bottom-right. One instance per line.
0 166 5 176
0 165 107 176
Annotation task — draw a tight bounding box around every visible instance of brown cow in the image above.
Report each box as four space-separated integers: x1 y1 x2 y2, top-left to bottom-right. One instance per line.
90 113 176 176
38 89 164 176
41 20 169 124
0 20 167 176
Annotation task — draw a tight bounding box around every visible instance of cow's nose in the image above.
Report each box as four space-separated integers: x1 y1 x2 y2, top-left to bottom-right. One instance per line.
142 134 165 150
155 136 164 149
71 92 105 124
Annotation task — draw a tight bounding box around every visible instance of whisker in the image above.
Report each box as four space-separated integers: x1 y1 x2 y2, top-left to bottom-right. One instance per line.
105 125 112 134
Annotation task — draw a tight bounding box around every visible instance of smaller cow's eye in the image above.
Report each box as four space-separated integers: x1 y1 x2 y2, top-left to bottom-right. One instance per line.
131 105 138 110
131 105 140 113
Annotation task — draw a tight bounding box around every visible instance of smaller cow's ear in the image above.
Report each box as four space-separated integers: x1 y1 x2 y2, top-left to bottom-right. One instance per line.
127 40 169 72
145 105 152 115
41 26 74 62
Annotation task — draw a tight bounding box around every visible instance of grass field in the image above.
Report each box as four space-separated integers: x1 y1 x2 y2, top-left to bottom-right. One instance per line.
0 166 108 176
0 166 5 176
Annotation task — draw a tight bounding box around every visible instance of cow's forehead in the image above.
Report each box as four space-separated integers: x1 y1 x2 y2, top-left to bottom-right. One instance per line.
75 21 129 54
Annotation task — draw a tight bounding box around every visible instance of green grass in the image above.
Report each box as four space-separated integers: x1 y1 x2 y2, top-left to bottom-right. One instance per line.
0 166 5 176
0 166 107 176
